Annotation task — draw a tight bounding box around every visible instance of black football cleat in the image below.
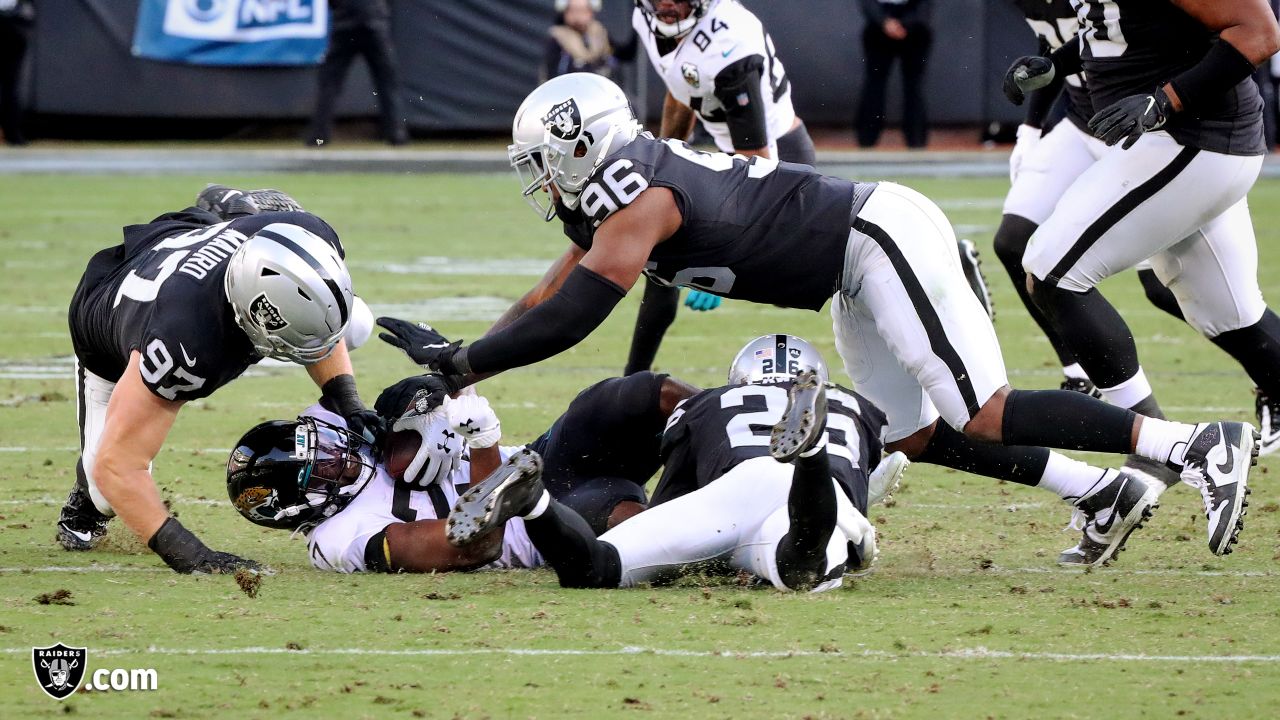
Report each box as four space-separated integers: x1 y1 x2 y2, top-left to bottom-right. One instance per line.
1059 376 1103 399
1180 421 1257 556
1058 471 1159 567
957 238 995 321
195 184 304 220
446 448 545 547
1255 389 1280 457
56 483 111 551
770 369 827 463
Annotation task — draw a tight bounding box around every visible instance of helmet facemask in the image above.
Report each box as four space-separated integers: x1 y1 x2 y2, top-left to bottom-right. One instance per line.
635 0 713 40
278 417 378 524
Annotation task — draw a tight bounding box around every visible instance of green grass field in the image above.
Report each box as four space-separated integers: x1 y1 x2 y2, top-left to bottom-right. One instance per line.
2 170 1279 719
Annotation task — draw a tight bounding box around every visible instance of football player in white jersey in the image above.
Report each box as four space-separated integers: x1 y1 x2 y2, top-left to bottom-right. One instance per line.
623 0 816 376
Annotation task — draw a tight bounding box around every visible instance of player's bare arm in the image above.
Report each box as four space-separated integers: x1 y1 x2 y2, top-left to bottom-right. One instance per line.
1162 0 1280 111
92 351 182 542
486 243 586 335
660 90 697 141
579 186 682 290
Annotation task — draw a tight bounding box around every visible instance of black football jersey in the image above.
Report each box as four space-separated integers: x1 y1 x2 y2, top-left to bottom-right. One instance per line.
652 381 887 513
68 209 344 402
558 133 867 311
1072 0 1265 155
527 372 671 496
1012 0 1094 127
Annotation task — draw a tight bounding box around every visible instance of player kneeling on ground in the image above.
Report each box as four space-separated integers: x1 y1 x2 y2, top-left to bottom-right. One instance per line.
446 336 889 592
228 371 698 572
61 186 380 574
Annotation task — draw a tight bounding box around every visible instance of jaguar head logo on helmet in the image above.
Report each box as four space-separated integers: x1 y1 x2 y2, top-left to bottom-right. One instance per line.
509 73 642 221
223 223 354 364
728 334 829 386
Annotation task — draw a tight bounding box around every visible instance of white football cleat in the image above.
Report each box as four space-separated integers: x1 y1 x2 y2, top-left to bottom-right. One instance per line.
1179 421 1257 556
868 451 908 506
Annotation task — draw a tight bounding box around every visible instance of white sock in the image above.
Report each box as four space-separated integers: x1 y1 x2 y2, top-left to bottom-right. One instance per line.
799 435 829 458
1062 363 1089 381
1135 417 1197 468
522 490 551 520
1037 451 1112 503
1098 369 1153 409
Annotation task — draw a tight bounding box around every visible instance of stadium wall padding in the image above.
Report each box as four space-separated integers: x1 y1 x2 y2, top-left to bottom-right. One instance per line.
33 0 1035 130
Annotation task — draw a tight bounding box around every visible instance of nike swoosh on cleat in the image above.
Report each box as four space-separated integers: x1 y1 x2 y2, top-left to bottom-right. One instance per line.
61 528 92 542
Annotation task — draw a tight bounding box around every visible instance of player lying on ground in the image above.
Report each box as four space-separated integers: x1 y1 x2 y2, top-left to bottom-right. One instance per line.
445 336 886 592
378 73 1259 568
999 0 1280 504
227 371 698 572
60 186 381 574
622 0 992 375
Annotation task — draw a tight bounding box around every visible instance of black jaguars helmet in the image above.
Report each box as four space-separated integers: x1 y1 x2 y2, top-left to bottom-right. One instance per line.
226 416 378 531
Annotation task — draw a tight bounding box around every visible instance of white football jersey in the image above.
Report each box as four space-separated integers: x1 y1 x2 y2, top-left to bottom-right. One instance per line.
633 0 795 155
299 404 543 573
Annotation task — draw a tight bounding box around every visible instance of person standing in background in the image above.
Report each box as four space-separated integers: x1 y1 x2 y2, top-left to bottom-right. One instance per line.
306 0 409 147
543 0 637 82
855 0 933 149
0 0 34 146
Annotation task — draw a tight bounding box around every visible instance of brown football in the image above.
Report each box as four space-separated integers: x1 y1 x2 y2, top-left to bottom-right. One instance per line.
383 429 422 482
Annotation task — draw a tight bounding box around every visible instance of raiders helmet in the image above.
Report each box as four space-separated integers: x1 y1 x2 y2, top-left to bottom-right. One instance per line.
227 416 378 531
509 72 641 220
223 223 354 364
634 0 720 39
728 334 829 386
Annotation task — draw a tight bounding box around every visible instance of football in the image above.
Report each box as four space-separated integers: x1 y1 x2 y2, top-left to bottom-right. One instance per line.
383 428 421 482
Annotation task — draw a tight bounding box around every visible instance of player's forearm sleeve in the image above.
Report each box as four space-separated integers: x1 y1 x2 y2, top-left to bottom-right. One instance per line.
1049 36 1083 78
464 265 627 375
1024 72 1064 128
1168 40 1259 114
715 56 769 151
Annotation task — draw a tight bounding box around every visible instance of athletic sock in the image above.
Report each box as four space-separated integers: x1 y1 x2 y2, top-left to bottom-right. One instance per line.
916 422 1049 486
522 490 551 520
1098 370 1157 413
775 447 837 590
992 215 1079 367
1038 452 1112 503
1127 393 1166 421
1030 284 1141 388
624 280 680 375
1001 388 1136 453
1063 363 1089 381
1210 310 1280 397
1134 417 1197 469
523 500 622 588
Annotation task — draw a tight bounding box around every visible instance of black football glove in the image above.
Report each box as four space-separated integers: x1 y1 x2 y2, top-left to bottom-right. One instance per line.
374 373 452 422
1088 92 1172 149
344 408 387 447
1002 55 1056 106
149 517 263 575
377 317 468 375
320 374 385 445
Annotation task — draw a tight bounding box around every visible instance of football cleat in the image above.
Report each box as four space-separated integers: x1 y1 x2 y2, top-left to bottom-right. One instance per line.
196 184 305 220
1059 376 1103 399
56 483 111 551
1179 421 1257 556
957 238 995 321
868 451 909 506
769 369 827 463
1255 389 1280 457
1057 470 1159 567
446 448 545 547
1122 454 1181 496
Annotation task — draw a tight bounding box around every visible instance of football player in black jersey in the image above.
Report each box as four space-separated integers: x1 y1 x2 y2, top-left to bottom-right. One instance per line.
378 72 1259 566
445 336 881 591
1004 0 1280 556
61 188 382 574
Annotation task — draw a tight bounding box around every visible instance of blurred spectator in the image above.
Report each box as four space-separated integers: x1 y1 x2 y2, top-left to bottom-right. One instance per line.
543 0 636 82
855 0 932 149
306 0 409 147
0 0 34 146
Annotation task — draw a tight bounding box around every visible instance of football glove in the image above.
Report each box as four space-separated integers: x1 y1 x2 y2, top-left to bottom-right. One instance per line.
392 389 463 487
149 517 263 575
377 317 467 375
684 290 722 312
1088 92 1171 150
375 373 451 422
1009 124 1042 184
1002 56 1056 106
320 374 385 445
446 394 502 449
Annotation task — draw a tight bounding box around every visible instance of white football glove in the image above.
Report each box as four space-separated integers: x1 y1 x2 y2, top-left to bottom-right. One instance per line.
1009 124 1043 184
392 402 463 487
446 394 501 449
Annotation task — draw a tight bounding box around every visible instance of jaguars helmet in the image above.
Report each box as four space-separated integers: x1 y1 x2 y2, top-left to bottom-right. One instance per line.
728 334 829 386
224 222 354 364
634 0 720 39
226 416 378 531
509 72 641 220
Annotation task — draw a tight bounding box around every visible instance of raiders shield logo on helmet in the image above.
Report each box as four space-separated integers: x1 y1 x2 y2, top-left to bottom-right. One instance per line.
32 643 87 700
249 293 289 331
542 98 583 141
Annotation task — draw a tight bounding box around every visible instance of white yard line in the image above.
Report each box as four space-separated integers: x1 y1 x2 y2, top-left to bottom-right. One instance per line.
1 645 1277 663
